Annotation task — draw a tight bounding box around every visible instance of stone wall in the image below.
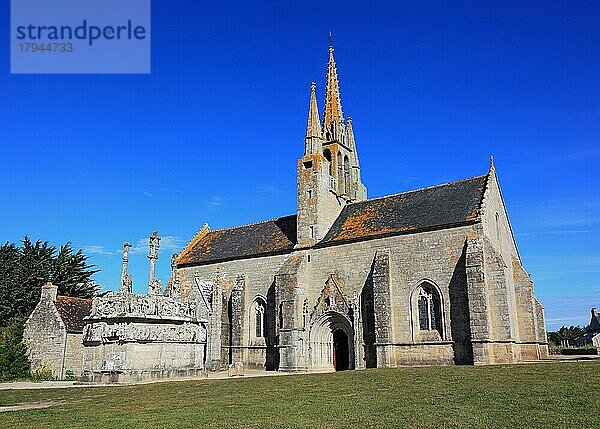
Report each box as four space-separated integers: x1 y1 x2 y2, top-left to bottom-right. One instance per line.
180 224 486 370
82 342 206 383
179 188 546 371
23 285 67 378
64 333 85 376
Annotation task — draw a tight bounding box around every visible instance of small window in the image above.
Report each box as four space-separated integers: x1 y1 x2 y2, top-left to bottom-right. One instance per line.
310 225 315 238
279 302 284 329
303 160 313 169
307 254 311 262
495 212 500 239
307 190 312 199
252 298 266 338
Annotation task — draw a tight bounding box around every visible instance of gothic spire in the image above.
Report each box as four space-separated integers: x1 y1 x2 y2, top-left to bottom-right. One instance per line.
346 117 359 167
304 82 322 154
323 37 344 137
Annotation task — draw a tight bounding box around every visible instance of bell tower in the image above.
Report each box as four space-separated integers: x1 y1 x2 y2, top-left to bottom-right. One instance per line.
296 39 367 248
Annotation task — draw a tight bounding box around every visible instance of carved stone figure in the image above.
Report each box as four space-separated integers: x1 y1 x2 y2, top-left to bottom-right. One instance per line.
147 231 161 295
120 242 133 293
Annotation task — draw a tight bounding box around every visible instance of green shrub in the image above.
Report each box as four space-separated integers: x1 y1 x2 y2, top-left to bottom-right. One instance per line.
30 366 57 381
63 370 77 381
560 346 599 355
0 318 31 381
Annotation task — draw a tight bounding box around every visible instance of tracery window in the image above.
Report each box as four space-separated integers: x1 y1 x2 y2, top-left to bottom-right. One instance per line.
417 285 442 333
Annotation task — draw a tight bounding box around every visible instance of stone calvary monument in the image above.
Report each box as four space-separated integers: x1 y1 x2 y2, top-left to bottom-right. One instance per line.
81 232 212 382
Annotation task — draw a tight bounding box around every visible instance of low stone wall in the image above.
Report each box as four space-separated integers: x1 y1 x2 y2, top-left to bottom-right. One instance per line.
82 333 207 383
83 367 207 383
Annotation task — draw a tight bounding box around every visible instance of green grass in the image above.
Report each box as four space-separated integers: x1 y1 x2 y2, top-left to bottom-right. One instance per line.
1 361 599 428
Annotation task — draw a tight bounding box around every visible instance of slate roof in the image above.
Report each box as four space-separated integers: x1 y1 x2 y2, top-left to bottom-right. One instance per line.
321 174 488 244
177 215 297 265
55 296 92 333
177 174 489 266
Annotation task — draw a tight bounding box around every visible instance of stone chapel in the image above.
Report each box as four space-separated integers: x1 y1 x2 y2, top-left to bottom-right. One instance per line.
174 42 548 372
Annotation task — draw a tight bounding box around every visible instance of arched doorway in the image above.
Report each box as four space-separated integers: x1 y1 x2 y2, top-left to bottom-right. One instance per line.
333 329 349 371
308 311 355 371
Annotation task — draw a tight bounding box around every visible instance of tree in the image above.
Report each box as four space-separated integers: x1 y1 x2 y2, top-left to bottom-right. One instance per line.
0 318 30 381
0 237 100 327
547 325 588 346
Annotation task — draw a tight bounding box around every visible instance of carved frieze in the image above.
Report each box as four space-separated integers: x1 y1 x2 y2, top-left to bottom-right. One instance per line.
89 291 203 321
83 320 206 344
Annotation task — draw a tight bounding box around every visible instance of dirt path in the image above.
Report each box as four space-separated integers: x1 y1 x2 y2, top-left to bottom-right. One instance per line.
0 401 56 412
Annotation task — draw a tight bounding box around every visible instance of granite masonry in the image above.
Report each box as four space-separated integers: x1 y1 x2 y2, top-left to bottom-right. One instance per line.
23 282 92 378
175 41 548 372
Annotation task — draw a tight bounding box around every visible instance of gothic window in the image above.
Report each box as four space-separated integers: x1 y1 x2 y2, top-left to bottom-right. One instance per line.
252 298 266 338
323 148 333 176
416 284 442 334
343 155 350 195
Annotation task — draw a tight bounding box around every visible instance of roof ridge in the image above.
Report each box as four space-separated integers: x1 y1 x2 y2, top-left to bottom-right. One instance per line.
207 213 296 233
56 295 92 302
347 173 489 206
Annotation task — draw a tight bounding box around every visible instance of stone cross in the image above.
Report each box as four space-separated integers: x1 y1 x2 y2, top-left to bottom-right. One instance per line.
147 231 162 295
120 242 132 293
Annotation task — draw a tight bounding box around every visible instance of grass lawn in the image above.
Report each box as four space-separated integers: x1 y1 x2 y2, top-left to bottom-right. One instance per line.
0 361 598 428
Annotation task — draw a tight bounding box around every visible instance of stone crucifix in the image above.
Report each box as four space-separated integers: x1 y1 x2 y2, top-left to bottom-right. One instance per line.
120 242 132 293
147 231 162 295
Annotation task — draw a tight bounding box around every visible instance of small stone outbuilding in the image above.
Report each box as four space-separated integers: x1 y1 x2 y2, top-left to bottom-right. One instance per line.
23 282 92 378
577 308 600 347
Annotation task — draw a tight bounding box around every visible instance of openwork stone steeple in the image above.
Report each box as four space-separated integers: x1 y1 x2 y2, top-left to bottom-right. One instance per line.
323 41 344 140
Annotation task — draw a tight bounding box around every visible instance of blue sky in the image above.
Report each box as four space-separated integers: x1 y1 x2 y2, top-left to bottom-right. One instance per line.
1 1 598 330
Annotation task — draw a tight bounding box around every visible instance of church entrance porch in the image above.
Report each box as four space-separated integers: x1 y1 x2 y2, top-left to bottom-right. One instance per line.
308 311 355 371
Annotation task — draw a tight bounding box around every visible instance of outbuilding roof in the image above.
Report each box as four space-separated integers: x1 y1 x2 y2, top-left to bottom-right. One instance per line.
55 296 92 333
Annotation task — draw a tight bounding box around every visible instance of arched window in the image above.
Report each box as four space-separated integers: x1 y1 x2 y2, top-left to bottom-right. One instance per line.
323 148 333 176
415 283 442 335
251 298 266 338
